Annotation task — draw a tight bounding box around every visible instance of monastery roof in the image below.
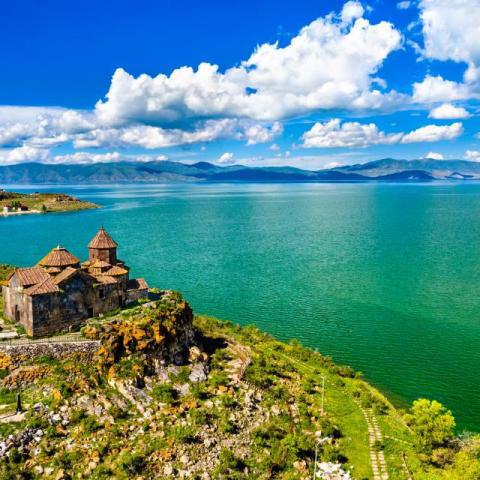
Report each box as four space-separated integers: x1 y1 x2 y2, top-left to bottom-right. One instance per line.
24 277 60 296
52 267 78 285
38 246 80 268
105 265 128 276
127 278 149 291
44 267 61 274
88 227 118 249
12 267 50 287
90 260 111 269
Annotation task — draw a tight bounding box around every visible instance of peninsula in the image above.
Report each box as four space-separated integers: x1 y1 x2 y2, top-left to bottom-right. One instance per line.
0 190 98 216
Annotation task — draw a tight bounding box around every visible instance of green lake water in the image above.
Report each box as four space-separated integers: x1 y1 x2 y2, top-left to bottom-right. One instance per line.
2 182 480 431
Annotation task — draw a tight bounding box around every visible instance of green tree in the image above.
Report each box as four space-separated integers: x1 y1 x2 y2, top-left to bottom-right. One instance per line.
405 399 455 453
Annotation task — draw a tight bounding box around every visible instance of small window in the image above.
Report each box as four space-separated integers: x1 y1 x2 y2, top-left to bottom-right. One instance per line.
99 288 105 299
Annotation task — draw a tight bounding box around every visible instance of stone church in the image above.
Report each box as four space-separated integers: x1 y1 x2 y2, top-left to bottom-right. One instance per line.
2 227 148 337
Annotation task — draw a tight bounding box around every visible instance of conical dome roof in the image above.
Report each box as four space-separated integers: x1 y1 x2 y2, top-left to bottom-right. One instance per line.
38 246 80 267
88 227 118 249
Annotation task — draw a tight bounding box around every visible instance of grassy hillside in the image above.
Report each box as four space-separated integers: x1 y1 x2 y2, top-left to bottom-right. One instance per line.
0 294 478 479
0 191 97 213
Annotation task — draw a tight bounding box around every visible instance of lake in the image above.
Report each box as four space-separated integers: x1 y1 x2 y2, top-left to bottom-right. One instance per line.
2 182 480 431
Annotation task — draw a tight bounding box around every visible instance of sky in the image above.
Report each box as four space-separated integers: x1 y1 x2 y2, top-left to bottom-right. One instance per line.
1 0 480 169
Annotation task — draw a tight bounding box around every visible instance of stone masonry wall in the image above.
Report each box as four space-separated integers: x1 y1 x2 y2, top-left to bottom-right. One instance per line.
0 341 100 366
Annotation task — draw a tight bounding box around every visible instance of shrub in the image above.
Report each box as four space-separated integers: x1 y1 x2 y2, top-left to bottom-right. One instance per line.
81 416 101 434
151 383 177 403
117 451 146 474
213 448 245 478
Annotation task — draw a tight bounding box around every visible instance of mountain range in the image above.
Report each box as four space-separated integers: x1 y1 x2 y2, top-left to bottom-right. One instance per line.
1 158 480 184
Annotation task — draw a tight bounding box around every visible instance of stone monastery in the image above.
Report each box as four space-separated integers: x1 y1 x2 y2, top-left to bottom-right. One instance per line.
2 227 148 337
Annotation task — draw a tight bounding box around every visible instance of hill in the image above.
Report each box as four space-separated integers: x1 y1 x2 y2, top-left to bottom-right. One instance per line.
2 158 480 184
0 190 98 214
0 289 479 479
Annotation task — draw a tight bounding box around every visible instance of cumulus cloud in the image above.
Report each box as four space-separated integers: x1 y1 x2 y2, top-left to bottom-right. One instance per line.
95 4 402 126
0 107 95 148
414 1 480 103
51 151 122 164
397 1 411 9
465 150 480 161
0 147 169 166
217 152 234 164
428 103 471 119
424 152 444 160
302 119 401 148
302 119 463 148
73 119 282 149
412 76 470 104
0 146 50 165
341 1 364 24
245 122 283 145
420 0 480 73
401 122 463 143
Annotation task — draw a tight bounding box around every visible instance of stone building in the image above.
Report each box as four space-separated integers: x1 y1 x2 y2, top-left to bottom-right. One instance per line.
2 227 149 337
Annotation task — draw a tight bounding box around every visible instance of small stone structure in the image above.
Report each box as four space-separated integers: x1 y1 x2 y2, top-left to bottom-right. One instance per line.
2 228 149 337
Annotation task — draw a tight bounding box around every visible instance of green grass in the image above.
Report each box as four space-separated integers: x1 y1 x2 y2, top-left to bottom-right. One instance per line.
0 192 98 213
0 302 478 479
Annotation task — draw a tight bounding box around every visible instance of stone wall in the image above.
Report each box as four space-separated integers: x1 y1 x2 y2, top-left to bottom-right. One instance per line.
0 341 100 366
23 276 126 337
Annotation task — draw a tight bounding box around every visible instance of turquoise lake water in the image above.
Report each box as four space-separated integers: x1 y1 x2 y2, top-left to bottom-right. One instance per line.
2 182 480 431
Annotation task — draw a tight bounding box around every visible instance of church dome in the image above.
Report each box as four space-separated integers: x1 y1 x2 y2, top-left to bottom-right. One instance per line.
38 246 80 268
88 227 118 249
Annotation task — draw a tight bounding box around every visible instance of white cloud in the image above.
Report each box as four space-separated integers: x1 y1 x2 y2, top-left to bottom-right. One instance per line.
73 119 284 149
341 1 364 24
428 103 471 119
412 75 470 103
217 152 234 164
245 122 283 145
420 0 480 69
465 150 480 161
269 143 280 151
397 1 411 9
417 1 480 101
0 106 66 125
424 151 444 160
0 146 50 165
0 107 95 148
302 119 463 148
95 5 402 126
401 122 463 143
302 119 402 148
51 152 122 164
0 147 169 166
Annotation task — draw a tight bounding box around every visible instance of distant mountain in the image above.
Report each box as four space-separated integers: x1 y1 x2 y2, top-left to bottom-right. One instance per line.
1 158 480 184
333 158 480 179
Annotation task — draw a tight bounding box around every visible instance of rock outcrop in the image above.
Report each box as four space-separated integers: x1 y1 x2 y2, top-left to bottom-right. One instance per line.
82 291 200 377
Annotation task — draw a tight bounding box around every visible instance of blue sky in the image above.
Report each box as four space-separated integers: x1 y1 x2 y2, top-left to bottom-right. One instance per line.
0 0 479 168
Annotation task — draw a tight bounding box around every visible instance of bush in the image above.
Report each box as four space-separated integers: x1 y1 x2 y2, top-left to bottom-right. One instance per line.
81 415 101 434
117 451 146 474
213 448 245 478
151 383 177 403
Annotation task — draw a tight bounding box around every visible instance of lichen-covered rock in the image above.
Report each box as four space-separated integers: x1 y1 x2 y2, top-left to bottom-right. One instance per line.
84 291 199 377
